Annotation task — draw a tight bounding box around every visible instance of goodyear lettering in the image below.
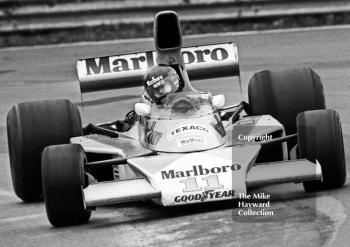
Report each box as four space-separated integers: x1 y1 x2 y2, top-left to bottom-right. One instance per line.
161 164 241 179
200 190 213 201
84 46 231 76
174 190 235 203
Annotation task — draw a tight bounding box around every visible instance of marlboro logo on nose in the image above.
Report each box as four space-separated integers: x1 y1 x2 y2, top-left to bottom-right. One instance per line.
161 164 242 179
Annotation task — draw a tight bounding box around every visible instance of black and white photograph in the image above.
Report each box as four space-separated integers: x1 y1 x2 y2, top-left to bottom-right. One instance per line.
0 0 350 246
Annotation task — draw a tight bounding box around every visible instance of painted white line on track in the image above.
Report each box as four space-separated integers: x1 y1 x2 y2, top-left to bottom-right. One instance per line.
0 213 45 223
317 196 347 247
2 24 350 52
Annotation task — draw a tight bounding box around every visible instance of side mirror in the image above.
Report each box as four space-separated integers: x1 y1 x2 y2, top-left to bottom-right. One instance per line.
135 103 151 116
212 94 225 108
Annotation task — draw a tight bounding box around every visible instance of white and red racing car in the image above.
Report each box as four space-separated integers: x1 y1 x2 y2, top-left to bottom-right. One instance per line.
7 11 346 227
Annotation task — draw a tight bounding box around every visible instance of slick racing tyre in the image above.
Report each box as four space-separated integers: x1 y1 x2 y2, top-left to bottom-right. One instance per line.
297 109 346 191
42 144 91 227
7 100 82 202
248 68 325 136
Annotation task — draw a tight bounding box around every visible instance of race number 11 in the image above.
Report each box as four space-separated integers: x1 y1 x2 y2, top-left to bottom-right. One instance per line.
180 175 224 193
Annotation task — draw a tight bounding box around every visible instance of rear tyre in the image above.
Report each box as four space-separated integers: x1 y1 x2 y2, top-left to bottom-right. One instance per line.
42 144 91 227
297 110 346 191
7 100 82 202
248 68 325 135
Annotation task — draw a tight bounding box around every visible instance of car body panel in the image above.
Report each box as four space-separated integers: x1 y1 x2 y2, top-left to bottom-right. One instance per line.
71 134 153 157
128 145 260 205
82 156 322 207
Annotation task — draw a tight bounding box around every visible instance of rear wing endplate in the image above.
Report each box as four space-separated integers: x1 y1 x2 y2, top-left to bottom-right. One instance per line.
77 42 239 93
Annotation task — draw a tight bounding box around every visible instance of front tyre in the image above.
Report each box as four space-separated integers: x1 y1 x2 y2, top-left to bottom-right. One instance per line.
7 99 82 202
42 144 91 227
297 109 346 191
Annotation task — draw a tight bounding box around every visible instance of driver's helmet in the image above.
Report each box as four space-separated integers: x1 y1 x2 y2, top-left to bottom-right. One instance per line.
143 65 181 103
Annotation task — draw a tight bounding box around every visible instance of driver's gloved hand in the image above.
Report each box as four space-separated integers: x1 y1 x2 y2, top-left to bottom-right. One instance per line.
114 110 138 132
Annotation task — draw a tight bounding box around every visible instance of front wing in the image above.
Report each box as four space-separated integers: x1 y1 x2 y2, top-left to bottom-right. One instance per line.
83 145 322 207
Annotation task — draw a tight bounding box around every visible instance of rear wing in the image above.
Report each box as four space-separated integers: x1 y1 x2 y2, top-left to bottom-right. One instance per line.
77 42 240 93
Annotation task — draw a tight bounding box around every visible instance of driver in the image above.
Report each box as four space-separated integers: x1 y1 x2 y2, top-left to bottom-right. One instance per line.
115 65 183 131
142 65 183 104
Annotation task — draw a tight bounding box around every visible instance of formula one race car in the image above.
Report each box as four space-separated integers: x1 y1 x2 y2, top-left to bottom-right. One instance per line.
7 11 346 227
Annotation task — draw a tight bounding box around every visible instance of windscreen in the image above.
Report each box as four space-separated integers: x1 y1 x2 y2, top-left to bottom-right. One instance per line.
150 92 215 119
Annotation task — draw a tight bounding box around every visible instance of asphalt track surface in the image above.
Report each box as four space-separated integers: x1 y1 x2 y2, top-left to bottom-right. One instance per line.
1 26 350 247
